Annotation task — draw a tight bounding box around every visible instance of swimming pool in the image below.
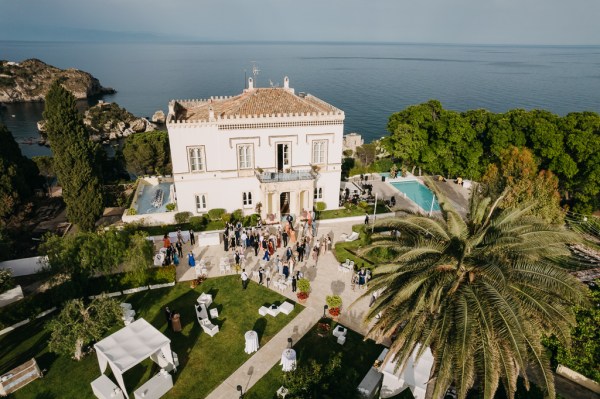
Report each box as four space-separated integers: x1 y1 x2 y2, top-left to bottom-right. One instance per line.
390 180 440 212
135 182 173 214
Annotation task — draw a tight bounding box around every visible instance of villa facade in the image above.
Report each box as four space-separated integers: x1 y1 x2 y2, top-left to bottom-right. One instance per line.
166 77 344 221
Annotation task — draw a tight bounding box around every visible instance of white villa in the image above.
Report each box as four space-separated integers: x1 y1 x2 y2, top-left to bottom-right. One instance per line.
166 77 344 222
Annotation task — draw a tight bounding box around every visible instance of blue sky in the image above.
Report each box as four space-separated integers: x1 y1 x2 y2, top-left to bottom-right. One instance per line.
1 0 598 45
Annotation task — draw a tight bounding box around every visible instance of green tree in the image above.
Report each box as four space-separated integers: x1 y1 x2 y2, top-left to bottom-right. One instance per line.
0 123 40 221
481 146 564 224
355 143 377 166
43 80 103 231
283 353 342 398
122 131 171 176
47 296 121 360
363 185 587 399
122 232 155 286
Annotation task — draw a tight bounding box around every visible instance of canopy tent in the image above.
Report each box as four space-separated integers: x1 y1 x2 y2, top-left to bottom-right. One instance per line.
94 318 174 398
380 346 434 399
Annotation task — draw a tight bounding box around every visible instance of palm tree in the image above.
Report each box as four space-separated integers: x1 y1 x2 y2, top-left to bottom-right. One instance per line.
363 183 587 399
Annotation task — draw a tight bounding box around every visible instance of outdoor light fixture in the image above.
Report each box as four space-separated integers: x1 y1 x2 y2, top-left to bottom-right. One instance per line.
287 337 293 348
323 304 328 318
237 385 243 398
267 277 271 288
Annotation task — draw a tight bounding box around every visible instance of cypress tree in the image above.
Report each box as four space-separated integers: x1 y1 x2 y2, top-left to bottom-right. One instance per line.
43 80 103 231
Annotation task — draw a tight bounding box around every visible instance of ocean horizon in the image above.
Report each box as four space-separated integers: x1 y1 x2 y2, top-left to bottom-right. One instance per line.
1 41 599 158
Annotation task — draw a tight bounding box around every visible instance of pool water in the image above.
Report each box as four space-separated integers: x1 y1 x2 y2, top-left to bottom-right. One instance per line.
136 183 173 214
390 181 440 212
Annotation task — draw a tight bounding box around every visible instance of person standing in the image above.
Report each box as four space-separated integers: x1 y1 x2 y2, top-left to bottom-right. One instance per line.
241 269 249 289
163 233 171 248
189 229 195 245
291 275 297 292
286 246 293 261
364 213 369 225
297 242 305 262
258 267 264 285
253 236 260 257
164 306 173 329
177 229 183 244
187 251 195 267
176 241 183 258
262 248 270 261
282 230 289 247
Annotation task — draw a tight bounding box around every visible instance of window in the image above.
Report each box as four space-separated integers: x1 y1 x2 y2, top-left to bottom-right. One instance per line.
195 194 207 213
188 147 205 172
312 141 327 164
314 187 323 200
242 192 253 207
238 145 253 169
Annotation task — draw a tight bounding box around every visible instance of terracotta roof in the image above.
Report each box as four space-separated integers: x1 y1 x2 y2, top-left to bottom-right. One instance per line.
177 88 342 121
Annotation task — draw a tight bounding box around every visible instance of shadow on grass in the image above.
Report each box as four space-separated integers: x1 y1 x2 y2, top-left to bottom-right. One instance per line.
34 391 57 399
252 318 267 341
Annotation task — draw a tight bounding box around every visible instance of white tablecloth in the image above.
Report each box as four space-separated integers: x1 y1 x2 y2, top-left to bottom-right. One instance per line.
244 330 259 354
280 348 296 371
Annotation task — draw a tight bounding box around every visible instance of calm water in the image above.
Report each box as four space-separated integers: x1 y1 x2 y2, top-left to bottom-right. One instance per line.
390 181 441 212
1 41 599 158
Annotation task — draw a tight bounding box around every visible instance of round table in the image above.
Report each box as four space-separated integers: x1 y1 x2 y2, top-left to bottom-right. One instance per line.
280 348 296 372
244 330 259 354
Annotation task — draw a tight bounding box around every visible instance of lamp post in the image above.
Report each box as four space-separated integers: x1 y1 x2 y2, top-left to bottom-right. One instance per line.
267 277 271 288
323 304 328 318
237 385 243 398
287 337 293 348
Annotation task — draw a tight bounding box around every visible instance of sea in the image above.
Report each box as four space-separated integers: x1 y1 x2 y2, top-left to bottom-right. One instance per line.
1 41 599 158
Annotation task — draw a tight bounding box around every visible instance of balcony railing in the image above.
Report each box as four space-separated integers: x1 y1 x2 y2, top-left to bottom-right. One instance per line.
256 169 316 183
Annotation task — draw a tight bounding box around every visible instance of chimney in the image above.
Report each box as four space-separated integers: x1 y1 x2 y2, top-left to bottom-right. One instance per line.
248 77 254 90
284 76 289 89
208 106 215 121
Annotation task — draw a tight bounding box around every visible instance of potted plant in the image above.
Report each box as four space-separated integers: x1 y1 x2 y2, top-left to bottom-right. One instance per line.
326 295 343 320
316 318 331 337
296 278 311 304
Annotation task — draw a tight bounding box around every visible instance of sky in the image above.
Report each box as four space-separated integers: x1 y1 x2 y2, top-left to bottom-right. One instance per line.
0 0 599 45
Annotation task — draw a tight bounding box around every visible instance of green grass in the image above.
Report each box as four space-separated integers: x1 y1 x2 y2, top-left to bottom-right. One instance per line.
0 276 302 399
318 201 390 220
245 320 384 399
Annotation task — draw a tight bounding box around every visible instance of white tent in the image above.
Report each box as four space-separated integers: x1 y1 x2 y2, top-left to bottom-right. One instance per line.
380 346 434 399
94 318 175 398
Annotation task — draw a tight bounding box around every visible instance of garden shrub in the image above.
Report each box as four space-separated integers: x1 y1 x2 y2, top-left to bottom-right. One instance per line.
231 209 244 223
221 213 231 223
127 208 137 216
243 213 260 227
165 203 176 212
174 211 192 224
0 269 14 294
315 201 327 212
189 216 208 230
208 208 226 221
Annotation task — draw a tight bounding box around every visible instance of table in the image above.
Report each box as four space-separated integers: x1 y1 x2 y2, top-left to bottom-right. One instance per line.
280 349 296 372
244 330 259 354
91 375 125 399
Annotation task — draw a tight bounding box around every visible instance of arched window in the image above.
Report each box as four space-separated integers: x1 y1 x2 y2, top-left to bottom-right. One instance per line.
195 194 207 212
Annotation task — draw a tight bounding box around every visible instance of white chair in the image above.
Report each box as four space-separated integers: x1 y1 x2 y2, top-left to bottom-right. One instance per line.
276 386 289 399
197 293 213 307
333 325 347 338
122 309 135 320
195 303 209 323
120 303 132 310
259 306 269 316
345 232 359 242
267 305 280 317
209 308 219 318
201 319 219 337
279 302 294 315
337 335 346 345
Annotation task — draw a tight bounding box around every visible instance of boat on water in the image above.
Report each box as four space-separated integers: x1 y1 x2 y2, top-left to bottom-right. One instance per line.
151 189 164 208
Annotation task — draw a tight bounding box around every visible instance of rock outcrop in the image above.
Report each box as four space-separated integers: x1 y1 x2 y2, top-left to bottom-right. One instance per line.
151 110 166 124
0 59 115 103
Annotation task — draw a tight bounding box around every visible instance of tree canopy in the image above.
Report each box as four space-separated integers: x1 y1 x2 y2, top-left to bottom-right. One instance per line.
363 185 588 399
43 80 103 231
122 130 171 176
384 101 600 213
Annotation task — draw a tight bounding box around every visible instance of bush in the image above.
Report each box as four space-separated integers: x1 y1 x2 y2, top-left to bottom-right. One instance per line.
174 211 192 224
221 213 231 223
243 213 260 227
297 278 311 293
315 202 327 212
358 201 369 210
165 203 176 212
208 208 226 221
127 208 137 216
326 295 343 309
189 216 208 230
0 269 14 294
231 209 244 223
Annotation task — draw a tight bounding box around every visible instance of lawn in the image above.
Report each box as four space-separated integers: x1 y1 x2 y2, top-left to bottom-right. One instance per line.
0 276 302 399
318 201 390 220
244 320 384 399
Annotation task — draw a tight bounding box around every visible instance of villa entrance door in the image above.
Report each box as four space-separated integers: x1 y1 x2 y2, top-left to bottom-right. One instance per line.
280 192 290 216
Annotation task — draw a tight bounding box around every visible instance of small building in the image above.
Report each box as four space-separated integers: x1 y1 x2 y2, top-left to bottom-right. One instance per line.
343 132 364 155
166 76 345 221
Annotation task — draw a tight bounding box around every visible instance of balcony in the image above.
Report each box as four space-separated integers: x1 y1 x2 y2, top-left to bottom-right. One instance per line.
256 169 316 183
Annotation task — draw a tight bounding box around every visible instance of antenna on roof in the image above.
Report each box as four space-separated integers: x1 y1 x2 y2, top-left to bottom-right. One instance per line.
251 61 260 87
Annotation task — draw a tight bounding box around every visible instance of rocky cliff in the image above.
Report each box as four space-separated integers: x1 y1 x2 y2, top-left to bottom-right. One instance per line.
0 59 115 103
